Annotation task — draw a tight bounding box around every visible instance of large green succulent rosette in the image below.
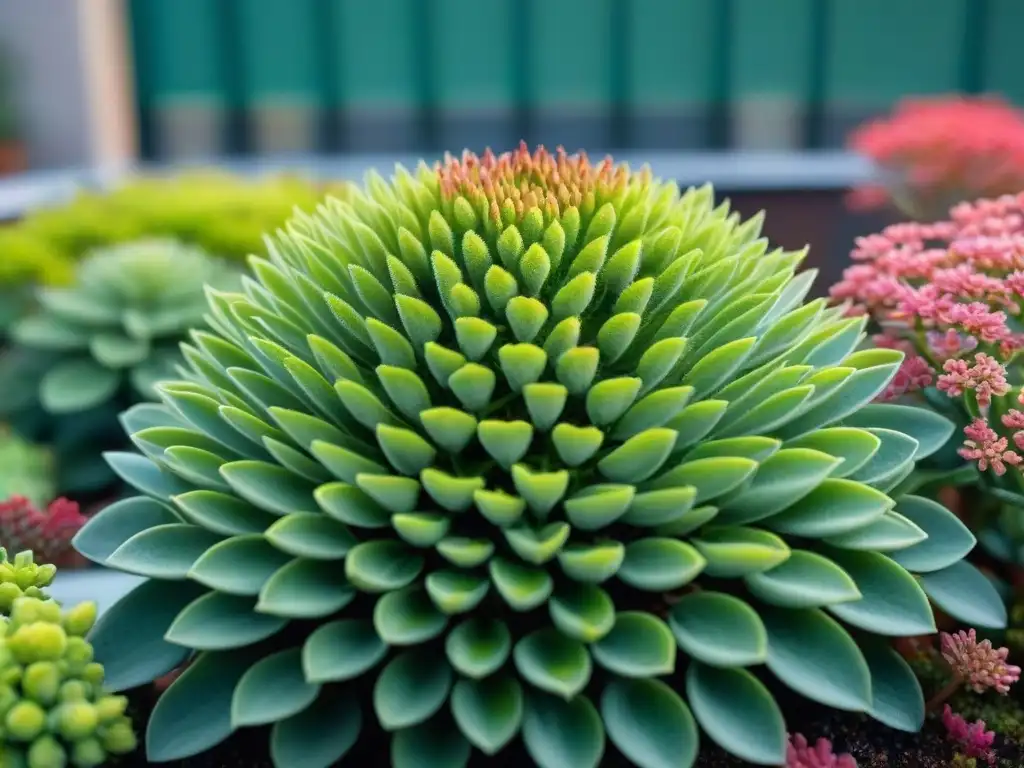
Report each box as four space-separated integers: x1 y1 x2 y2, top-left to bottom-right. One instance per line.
75 146 1004 768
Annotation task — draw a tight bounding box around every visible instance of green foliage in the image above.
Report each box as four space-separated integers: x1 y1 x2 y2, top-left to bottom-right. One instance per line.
0 240 241 496
0 549 55 614
0 172 352 290
0 431 53 507
76 149 997 768
0 595 136 767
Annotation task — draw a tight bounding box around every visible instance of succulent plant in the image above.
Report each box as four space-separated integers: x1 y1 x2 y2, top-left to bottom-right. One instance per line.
0 239 241 496
75 145 1004 768
0 171 353 292
0 430 54 508
0 549 55 615
0 497 87 570
0 595 137 767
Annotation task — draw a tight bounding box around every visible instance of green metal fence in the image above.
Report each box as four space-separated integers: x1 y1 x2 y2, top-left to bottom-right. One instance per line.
127 0 1024 159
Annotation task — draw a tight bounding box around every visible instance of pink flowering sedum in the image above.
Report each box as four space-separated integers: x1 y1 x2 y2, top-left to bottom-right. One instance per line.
786 734 856 768
831 192 1024 478
940 629 1021 694
942 705 997 764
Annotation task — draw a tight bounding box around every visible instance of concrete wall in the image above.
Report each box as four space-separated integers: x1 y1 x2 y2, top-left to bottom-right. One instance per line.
0 0 135 169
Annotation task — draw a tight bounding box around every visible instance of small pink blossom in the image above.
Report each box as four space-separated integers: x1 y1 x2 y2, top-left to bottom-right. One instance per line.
959 418 1023 475
936 353 1010 406
941 628 1021 694
942 705 996 765
786 733 857 768
879 356 934 401
927 328 978 359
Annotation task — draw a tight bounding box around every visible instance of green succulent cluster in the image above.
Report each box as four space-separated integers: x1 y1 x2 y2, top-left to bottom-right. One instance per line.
0 550 55 615
0 433 53 509
0 171 352 291
0 239 241 496
0 596 136 768
75 147 1005 768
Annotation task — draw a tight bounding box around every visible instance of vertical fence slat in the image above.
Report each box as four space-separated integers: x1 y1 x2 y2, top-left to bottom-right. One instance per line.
216 0 247 155
709 0 733 149
609 0 631 149
804 0 830 149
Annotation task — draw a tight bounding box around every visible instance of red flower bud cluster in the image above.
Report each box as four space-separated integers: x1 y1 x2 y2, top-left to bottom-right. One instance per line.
786 734 857 767
848 96 1024 219
0 495 87 568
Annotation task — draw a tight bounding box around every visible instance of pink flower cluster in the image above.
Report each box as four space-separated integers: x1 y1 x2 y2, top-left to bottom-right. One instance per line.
848 96 1024 218
942 705 997 765
940 629 1021 694
831 192 1024 476
786 734 856 768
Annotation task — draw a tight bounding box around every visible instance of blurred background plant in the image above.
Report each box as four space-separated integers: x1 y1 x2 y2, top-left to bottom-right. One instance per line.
0 171 351 294
0 239 242 499
847 97 1024 222
0 430 53 507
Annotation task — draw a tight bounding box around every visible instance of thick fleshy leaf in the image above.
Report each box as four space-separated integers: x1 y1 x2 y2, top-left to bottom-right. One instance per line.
188 534 291 595
591 612 676 677
107 524 223 579
166 592 287 650
548 584 616 643
744 550 861 608
374 649 453 731
345 540 424 592
490 558 553 610
302 619 388 683
257 558 356 618
919 560 1007 629
862 641 925 732
391 715 471 768
842 403 955 460
232 648 320 727
374 586 449 645
691 526 790 577
649 457 758 503
823 549 936 636
846 428 918 484
685 663 786 765
785 427 880 478
766 479 892 537
147 648 268 761
558 542 625 583
602 679 699 768
451 675 523 755
106 451 193 501
514 629 591 699
173 490 278 536
72 496 180 565
888 494 976 573
425 570 490 614
719 449 839 524
617 538 704 590
264 512 357 559
445 617 512 679
761 607 871 712
90 579 206 691
822 511 926 552
522 693 605 768
270 692 362 768
220 460 318 516
670 592 766 667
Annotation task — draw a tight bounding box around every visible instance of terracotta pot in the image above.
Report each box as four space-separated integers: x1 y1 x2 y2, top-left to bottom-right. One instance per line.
0 141 26 176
